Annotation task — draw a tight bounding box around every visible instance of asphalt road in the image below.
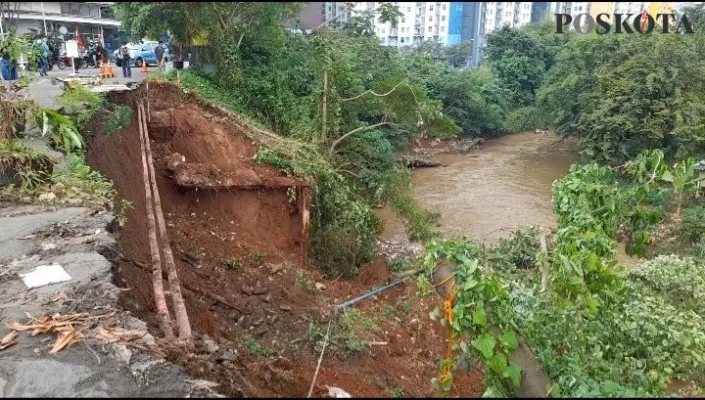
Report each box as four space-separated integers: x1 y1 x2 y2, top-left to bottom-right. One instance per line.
15 61 189 110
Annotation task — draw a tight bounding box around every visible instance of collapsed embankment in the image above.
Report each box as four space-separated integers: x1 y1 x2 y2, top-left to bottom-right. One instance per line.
84 81 484 397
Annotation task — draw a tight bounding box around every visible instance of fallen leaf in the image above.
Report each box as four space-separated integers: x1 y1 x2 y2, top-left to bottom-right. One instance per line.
0 331 19 350
50 329 83 354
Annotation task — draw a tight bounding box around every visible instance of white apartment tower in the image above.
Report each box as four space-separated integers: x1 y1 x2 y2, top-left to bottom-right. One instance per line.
324 2 534 48
481 2 533 33
324 2 459 47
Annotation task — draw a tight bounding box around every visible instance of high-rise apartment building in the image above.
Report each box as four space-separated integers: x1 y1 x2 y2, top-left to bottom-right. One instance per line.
323 2 532 48
323 2 462 47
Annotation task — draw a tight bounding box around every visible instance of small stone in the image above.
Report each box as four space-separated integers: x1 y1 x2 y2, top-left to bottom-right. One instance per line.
253 286 268 295
241 286 254 295
315 282 326 291
214 349 239 363
262 295 271 303
279 305 292 311
237 315 245 325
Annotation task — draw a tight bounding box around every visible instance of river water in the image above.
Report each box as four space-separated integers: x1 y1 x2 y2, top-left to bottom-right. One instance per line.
378 131 641 267
378 132 579 244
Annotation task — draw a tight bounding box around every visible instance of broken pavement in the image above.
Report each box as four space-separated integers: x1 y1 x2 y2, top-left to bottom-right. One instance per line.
0 204 221 397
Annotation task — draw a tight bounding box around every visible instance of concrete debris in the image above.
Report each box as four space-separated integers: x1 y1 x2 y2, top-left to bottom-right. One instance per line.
20 264 72 288
326 385 352 398
0 205 217 397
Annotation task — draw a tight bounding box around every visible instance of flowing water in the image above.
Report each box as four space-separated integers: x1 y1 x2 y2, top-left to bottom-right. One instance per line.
378 132 578 244
378 131 641 267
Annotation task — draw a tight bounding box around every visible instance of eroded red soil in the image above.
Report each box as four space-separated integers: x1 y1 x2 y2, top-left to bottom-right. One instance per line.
85 81 484 398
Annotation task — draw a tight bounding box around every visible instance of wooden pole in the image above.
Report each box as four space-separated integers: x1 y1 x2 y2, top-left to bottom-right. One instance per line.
139 101 193 344
137 105 175 340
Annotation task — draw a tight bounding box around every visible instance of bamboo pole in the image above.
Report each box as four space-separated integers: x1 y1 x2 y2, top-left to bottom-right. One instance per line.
139 101 192 343
137 105 175 340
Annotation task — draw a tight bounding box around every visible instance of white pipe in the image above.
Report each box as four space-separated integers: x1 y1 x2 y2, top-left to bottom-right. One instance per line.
41 2 48 35
0 10 4 34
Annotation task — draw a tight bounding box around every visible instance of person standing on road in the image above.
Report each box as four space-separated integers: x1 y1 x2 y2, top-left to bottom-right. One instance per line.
120 42 132 78
39 38 50 76
155 41 166 73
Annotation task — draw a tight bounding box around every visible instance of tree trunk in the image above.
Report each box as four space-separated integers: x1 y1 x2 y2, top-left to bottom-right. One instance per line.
321 68 328 143
139 102 192 344
137 105 175 341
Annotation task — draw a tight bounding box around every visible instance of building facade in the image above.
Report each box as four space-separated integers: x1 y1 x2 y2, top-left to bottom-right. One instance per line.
1 2 120 51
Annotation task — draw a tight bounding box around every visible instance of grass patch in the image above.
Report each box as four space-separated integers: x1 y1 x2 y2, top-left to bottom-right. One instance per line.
389 387 405 398
307 308 380 357
390 193 439 242
242 335 270 357
220 257 243 271
295 271 320 294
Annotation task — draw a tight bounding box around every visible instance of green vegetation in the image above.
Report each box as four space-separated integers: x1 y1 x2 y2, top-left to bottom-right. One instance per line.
307 308 379 357
242 335 270 357
112 4 705 397
388 386 405 398
419 148 704 396
220 257 243 271
295 271 320 294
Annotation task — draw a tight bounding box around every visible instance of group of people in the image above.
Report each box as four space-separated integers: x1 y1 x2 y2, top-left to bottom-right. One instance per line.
119 40 167 79
36 37 168 79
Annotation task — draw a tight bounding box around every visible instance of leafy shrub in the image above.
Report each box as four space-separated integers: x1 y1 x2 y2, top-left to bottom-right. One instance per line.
51 154 115 207
255 148 381 278
681 206 705 243
101 105 134 136
487 227 541 272
628 255 705 317
525 293 705 397
503 106 551 133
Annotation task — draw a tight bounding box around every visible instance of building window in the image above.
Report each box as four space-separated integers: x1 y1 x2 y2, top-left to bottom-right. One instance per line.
429 16 432 22
407 7 411 12
428 26 432 32
440 26 445 32
402 17 405 23
429 5 434 11
441 15 446 21
442 4 447 11
401 37 405 43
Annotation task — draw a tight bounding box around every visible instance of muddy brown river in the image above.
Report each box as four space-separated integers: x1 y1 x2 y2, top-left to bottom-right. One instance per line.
378 132 578 244
379 131 640 267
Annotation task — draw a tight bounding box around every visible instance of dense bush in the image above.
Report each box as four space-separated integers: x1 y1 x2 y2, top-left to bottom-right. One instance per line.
503 106 551 133
628 255 705 317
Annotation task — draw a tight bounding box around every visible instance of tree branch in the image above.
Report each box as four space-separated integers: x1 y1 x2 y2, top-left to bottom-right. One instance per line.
328 121 390 155
340 78 408 102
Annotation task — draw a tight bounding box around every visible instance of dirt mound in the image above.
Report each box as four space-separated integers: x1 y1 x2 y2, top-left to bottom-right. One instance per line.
86 81 484 398
358 257 392 287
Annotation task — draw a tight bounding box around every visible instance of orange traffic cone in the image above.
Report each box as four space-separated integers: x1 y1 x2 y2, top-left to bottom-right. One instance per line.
141 61 148 73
